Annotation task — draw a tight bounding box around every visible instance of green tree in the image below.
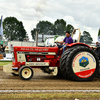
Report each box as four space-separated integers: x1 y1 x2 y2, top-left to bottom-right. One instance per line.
31 21 53 40
80 35 84 43
65 24 74 34
80 31 93 44
98 28 100 36
31 19 74 39
3 17 27 41
37 21 53 35
53 19 66 35
31 28 36 40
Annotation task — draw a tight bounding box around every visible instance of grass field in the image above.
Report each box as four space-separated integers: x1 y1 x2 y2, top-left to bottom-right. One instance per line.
0 92 100 100
0 61 12 66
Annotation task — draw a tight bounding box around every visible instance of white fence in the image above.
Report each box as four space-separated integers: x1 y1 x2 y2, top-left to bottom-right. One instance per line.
10 41 44 47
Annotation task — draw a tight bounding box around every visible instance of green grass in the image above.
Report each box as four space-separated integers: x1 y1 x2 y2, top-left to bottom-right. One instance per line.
0 92 100 99
0 61 12 66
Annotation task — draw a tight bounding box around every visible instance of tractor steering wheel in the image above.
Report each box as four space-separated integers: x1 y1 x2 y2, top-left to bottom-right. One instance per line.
54 42 60 46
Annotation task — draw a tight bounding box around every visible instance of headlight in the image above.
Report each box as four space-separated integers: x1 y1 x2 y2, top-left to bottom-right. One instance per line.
37 57 41 61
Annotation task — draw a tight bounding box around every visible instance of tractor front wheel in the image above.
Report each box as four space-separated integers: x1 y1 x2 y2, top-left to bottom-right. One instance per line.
19 66 33 80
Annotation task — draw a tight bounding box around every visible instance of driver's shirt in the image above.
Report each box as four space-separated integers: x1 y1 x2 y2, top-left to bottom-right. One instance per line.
63 36 73 44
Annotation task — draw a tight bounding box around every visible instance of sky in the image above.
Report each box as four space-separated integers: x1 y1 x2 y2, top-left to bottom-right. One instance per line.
0 0 100 42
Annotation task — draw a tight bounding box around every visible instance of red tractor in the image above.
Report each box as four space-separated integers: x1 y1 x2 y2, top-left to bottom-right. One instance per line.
3 29 99 81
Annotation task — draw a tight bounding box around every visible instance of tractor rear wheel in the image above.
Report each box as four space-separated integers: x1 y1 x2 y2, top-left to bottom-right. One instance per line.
19 66 33 80
60 46 99 81
56 67 63 77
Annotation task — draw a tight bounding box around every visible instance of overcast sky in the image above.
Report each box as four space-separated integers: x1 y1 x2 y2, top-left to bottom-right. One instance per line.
0 0 100 42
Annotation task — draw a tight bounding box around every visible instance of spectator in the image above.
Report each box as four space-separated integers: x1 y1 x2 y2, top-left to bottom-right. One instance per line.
0 45 5 52
95 42 100 60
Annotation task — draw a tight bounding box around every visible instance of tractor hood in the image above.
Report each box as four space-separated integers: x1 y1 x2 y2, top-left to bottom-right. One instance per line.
13 46 59 54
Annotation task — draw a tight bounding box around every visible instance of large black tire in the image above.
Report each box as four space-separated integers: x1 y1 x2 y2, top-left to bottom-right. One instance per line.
19 66 33 80
56 67 63 77
60 46 99 81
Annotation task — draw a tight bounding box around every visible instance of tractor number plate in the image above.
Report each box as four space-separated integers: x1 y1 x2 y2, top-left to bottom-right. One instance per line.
25 62 49 66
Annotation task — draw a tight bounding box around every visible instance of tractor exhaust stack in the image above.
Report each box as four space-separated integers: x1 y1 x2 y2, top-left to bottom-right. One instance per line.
36 30 38 47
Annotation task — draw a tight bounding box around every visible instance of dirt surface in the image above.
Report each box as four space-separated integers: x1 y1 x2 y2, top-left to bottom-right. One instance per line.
0 66 100 90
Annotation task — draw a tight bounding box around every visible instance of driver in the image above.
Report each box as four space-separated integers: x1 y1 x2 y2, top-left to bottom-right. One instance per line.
56 31 73 54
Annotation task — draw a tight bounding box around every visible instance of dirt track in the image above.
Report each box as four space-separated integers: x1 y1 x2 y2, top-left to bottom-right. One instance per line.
0 66 100 90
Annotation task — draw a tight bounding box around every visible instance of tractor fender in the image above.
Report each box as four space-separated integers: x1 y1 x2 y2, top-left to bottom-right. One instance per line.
67 43 92 49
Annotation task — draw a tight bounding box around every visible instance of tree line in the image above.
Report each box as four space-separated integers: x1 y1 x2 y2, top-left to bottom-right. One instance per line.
1 17 93 43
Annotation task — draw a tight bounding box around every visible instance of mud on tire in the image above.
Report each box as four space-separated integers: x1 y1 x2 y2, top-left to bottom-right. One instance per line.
12 73 19 76
60 46 99 81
